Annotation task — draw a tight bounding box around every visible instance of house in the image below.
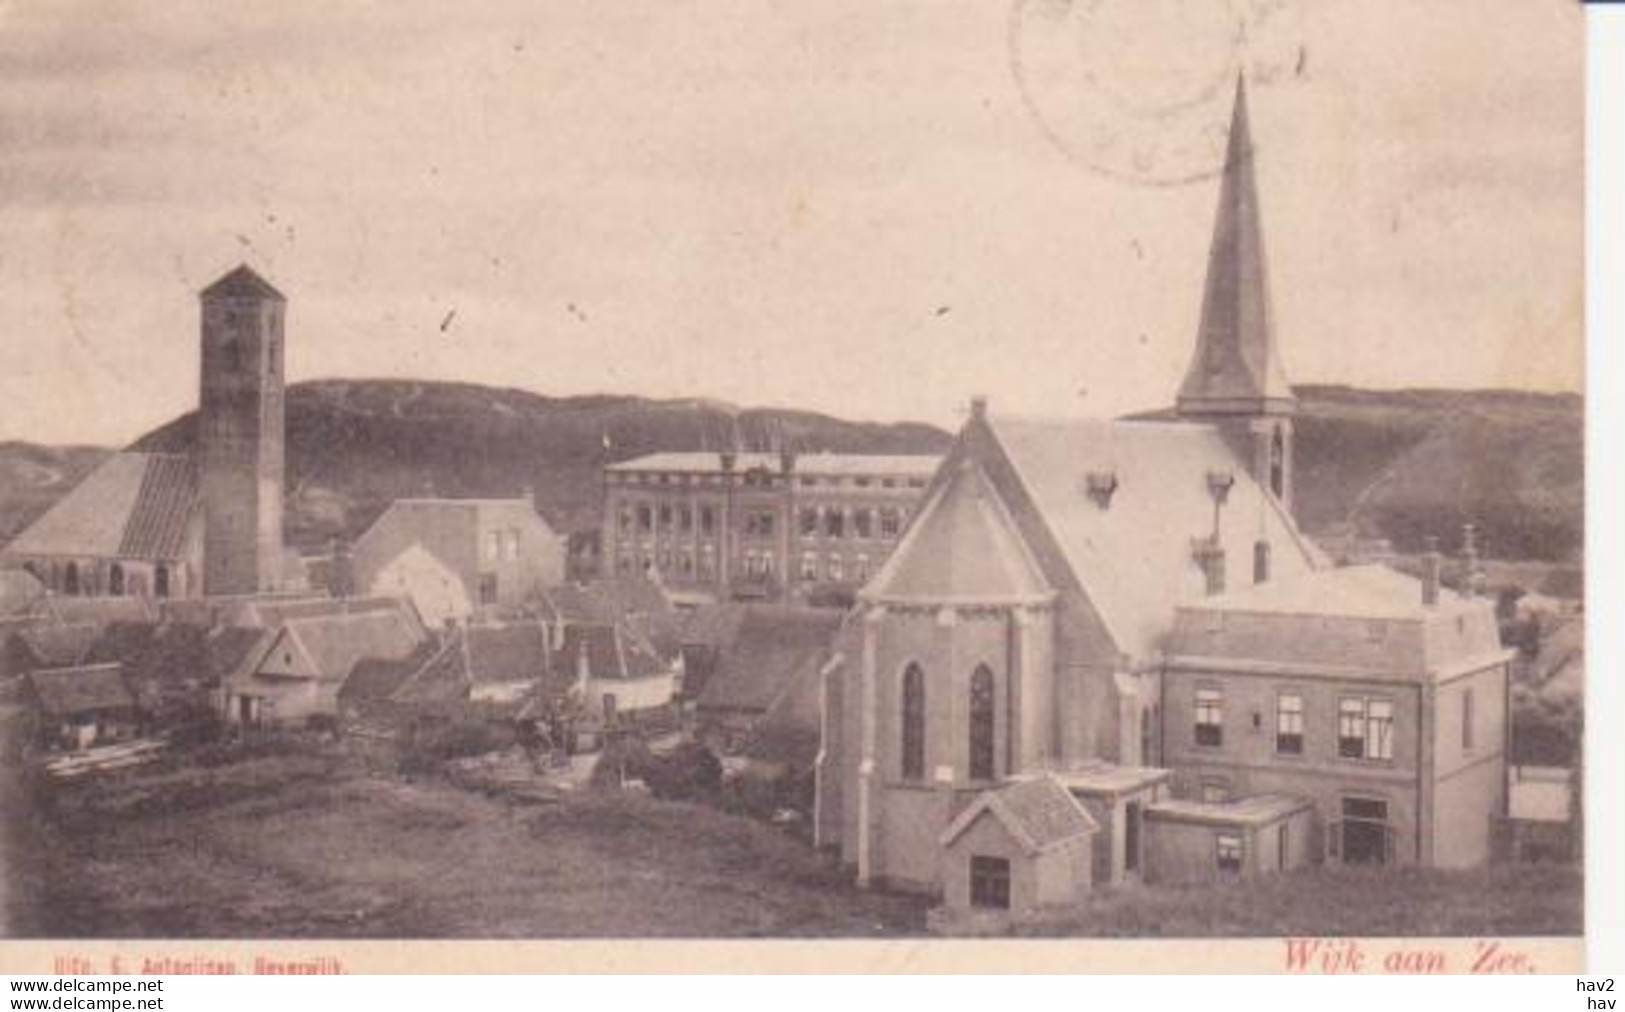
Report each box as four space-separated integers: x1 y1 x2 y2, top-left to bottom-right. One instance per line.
1163 562 1511 870
1 265 293 599
813 78 1514 917
386 620 561 717
937 775 1098 922
557 621 679 733
532 576 684 662
225 606 428 726
692 604 845 754
24 664 142 752
88 621 269 725
349 498 567 624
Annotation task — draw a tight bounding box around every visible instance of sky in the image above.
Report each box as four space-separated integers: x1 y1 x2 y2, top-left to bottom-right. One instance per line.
0 0 1584 445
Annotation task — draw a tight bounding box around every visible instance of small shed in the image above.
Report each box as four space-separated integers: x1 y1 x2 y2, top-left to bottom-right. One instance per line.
938 775 1099 921
25 663 141 752
1143 793 1315 886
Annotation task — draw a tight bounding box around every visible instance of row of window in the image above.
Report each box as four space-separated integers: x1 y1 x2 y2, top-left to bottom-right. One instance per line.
900 664 997 782
615 471 928 491
1192 687 1405 762
798 552 871 584
20 559 172 598
617 502 908 541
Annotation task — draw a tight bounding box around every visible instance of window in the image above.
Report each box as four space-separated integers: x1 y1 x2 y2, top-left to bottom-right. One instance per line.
484 530 502 561
1216 833 1243 877
1278 823 1290 871
1338 697 1394 761
678 506 693 533
827 554 844 582
698 545 716 582
618 507 634 534
617 551 633 574
699 505 716 536
824 510 845 539
1194 687 1223 747
800 508 820 537
637 505 653 533
108 564 125 596
678 550 694 576
799 551 819 581
658 504 672 531
1276 693 1304 755
745 510 776 538
1253 540 1271 584
853 509 873 539
969 856 1011 910
879 508 901 539
478 573 498 605
969 666 996 780
901 664 925 780
153 564 170 599
504 529 521 561
1462 689 1475 751
1269 425 1286 499
63 561 80 596
854 554 870 583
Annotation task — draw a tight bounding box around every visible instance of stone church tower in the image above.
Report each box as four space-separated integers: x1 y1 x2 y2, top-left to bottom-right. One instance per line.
198 264 287 596
1176 77 1298 513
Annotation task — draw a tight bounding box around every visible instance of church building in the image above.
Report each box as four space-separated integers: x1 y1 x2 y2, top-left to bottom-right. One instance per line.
812 80 1513 921
2 265 293 601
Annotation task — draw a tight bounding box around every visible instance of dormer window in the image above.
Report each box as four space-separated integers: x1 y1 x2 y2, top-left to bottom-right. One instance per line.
1084 471 1118 509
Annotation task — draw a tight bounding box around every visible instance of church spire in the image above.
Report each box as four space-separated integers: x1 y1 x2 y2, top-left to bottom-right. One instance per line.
1176 75 1295 418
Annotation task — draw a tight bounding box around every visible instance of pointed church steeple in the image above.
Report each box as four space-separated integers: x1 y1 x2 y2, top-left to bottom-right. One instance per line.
1176 75 1295 418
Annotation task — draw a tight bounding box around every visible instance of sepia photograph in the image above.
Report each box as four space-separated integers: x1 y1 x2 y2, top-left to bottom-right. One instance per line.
0 0 1586 970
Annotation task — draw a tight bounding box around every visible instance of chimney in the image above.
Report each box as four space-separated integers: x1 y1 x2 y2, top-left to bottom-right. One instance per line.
970 395 988 420
1462 522 1486 598
1422 536 1442 607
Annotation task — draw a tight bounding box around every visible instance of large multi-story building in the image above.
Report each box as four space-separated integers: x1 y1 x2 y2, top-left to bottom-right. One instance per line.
600 451 940 603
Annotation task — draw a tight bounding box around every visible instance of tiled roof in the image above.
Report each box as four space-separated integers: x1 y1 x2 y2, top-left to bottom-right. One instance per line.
27 664 136 716
3 453 197 561
696 605 844 714
559 622 668 682
462 621 553 685
940 775 1099 855
45 596 160 626
279 609 426 682
534 578 682 660
201 264 285 301
981 415 1323 658
341 646 438 705
607 452 939 477
386 622 566 708
18 622 101 669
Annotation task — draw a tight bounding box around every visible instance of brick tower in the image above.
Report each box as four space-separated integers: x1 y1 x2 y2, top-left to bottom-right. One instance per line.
199 264 286 596
1176 76 1298 514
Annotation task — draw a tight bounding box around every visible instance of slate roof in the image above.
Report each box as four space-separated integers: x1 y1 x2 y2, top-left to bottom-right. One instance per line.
341 645 440 707
607 452 939 478
201 264 285 301
534 578 683 660
386 622 564 709
2 453 198 561
16 622 101 670
980 415 1323 659
230 595 420 634
940 775 1100 855
1176 77 1296 415
27 664 137 716
695 605 844 715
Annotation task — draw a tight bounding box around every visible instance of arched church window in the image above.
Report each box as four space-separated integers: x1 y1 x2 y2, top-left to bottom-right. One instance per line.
63 562 80 597
1140 707 1155 766
1269 425 1286 499
109 564 125 596
154 564 170 599
901 664 926 780
1253 540 1271 584
969 666 996 781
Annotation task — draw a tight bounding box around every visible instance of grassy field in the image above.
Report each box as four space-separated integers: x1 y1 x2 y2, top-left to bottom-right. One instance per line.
1015 864 1582 939
21 751 926 938
7 741 1582 940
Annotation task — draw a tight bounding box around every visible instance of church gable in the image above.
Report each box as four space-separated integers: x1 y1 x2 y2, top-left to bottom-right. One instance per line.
863 447 1050 605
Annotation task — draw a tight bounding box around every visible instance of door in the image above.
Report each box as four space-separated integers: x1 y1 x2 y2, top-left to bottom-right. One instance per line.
1339 797 1390 865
